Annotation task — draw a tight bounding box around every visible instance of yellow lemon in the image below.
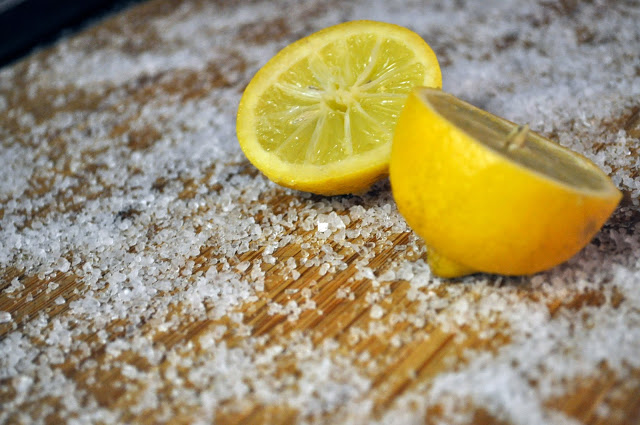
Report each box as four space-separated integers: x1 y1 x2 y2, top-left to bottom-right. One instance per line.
237 21 441 195
390 88 622 277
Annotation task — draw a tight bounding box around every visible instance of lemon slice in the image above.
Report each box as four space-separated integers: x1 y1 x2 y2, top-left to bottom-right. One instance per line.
390 88 622 277
236 21 441 195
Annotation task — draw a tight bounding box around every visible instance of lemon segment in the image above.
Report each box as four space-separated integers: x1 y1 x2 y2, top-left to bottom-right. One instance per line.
237 21 441 195
390 88 622 277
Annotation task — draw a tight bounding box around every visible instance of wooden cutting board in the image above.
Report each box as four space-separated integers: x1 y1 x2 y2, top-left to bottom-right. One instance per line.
1 1 640 424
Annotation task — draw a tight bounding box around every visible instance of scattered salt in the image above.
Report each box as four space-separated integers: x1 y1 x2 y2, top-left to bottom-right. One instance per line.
0 1 638 424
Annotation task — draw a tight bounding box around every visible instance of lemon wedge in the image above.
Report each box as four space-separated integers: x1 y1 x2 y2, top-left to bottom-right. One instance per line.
390 88 622 277
237 21 441 195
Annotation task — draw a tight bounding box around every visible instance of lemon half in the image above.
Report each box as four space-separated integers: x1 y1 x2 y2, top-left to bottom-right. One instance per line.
237 21 441 195
390 88 622 277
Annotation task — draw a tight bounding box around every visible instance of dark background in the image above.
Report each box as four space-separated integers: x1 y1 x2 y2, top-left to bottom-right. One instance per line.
0 0 145 68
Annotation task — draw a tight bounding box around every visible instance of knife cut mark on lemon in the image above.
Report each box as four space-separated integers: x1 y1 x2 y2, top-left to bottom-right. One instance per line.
390 88 622 278
237 20 441 195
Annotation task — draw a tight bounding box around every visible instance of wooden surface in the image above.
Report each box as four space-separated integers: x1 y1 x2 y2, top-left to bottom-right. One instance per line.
1 1 640 424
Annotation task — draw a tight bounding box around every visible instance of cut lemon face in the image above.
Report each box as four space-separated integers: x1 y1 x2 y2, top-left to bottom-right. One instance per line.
390 88 622 277
237 21 441 195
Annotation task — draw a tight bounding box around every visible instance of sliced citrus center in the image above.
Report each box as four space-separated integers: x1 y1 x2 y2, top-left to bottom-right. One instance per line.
390 88 622 277
237 20 441 195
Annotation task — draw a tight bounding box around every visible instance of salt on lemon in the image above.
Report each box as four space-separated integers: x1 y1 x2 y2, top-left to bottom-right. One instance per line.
237 21 441 195
390 87 622 278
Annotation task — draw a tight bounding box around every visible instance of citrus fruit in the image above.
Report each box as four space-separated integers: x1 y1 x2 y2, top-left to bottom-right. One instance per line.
390 87 622 277
236 20 441 195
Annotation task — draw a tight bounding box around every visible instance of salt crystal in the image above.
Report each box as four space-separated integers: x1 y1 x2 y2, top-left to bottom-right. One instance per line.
0 311 12 323
13 375 33 394
301 300 316 310
390 335 402 348
357 267 376 280
56 257 70 273
317 222 329 232
5 277 23 293
379 270 396 282
235 261 250 272
336 288 349 299
121 364 138 378
370 305 384 319
211 325 226 340
318 263 330 276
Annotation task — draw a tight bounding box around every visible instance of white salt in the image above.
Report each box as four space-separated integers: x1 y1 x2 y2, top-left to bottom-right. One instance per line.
370 304 384 319
55 257 70 273
235 261 250 272
0 311 12 323
0 0 638 423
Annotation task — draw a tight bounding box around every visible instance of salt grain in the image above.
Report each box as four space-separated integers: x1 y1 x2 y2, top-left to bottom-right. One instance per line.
318 263 330 276
235 261 250 272
0 311 12 323
369 305 384 320
55 257 70 273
